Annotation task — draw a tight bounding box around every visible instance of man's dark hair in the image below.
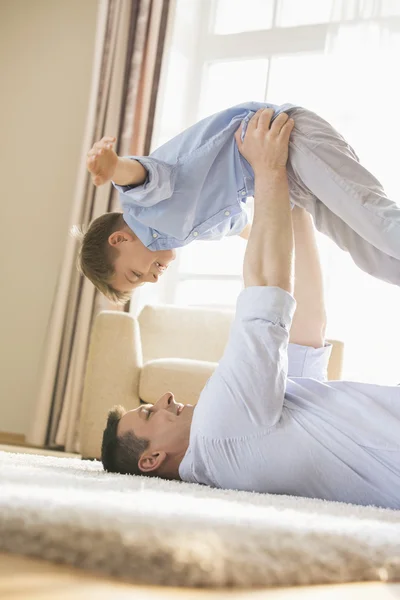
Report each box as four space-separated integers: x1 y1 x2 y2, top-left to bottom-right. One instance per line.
101 405 150 475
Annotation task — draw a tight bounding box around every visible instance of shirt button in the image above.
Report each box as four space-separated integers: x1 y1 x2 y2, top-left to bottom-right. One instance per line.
152 233 158 238
224 211 230 216
193 231 198 237
241 191 246 196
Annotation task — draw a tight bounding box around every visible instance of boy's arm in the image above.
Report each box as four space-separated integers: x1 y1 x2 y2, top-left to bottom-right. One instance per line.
86 136 147 187
112 157 147 186
289 206 327 348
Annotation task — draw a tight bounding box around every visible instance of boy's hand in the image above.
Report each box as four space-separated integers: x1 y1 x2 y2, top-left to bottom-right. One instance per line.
234 109 294 176
86 136 118 186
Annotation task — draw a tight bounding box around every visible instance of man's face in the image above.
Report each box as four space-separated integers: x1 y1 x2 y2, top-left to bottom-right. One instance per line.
108 228 176 293
117 392 195 475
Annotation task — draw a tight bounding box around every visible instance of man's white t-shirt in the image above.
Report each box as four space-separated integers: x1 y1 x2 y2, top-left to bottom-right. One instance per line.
179 286 400 509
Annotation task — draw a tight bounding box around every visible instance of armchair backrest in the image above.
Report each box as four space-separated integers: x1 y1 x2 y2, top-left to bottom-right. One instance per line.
137 304 343 380
137 304 235 364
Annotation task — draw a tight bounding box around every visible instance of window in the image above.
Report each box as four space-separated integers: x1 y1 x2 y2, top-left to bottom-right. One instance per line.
147 0 400 383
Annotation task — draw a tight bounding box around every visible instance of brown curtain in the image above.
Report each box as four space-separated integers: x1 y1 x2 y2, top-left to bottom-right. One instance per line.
27 0 171 453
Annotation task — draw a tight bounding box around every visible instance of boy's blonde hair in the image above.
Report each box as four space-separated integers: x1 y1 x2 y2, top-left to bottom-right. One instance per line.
72 212 132 305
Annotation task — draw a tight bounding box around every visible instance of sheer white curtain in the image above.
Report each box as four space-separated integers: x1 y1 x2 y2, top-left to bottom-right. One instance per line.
265 19 400 384
147 0 400 384
28 0 171 452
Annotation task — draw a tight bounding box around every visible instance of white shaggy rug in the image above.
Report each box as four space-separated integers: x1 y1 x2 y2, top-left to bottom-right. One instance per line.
0 450 399 588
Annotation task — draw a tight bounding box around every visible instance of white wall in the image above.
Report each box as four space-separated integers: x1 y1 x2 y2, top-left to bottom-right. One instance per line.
0 0 98 434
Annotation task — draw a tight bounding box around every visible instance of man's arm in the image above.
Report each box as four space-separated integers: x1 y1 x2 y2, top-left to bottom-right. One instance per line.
289 206 327 348
242 207 331 375
86 136 147 187
192 109 297 435
235 109 295 292
238 222 252 240
244 170 293 291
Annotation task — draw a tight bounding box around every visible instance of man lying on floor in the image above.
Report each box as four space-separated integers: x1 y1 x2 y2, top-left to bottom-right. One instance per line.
101 109 400 510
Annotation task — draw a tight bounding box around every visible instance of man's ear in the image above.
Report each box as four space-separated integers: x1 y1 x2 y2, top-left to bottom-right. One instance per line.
138 450 167 474
108 230 134 247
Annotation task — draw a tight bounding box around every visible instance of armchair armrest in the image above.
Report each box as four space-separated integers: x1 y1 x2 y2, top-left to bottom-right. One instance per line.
79 311 143 459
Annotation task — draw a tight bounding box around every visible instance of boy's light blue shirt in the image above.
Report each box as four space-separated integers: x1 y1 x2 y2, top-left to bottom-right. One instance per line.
113 101 297 250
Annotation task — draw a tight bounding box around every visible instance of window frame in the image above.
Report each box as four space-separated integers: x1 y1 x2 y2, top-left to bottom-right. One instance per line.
149 0 400 308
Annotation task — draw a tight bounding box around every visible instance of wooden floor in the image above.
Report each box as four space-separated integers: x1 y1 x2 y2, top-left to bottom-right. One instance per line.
1 553 399 600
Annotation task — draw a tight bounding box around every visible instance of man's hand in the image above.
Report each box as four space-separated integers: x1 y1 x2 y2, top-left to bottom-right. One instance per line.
240 109 295 293
86 136 118 186
234 108 294 175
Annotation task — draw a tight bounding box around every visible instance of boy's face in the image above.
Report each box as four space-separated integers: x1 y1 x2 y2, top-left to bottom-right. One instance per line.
108 228 176 292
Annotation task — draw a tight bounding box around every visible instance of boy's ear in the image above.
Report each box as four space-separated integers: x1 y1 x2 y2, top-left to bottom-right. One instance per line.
108 230 134 247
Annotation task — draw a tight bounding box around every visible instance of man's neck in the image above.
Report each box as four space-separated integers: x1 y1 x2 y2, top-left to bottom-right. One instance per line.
157 446 188 480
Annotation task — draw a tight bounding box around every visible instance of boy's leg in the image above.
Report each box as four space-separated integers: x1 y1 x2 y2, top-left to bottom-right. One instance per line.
302 200 400 284
286 107 400 285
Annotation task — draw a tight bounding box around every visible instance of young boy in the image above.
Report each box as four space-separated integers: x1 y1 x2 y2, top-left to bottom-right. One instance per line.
77 102 400 304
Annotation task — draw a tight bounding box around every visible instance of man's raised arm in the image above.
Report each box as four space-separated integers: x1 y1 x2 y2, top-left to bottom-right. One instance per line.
289 206 327 348
194 110 296 435
235 108 295 293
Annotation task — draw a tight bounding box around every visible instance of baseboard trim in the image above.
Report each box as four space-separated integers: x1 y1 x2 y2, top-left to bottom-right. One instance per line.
0 432 26 446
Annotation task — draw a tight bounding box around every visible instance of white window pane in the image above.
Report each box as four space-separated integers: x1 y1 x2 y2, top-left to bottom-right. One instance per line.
324 245 400 385
200 59 268 119
277 0 334 27
360 0 400 17
175 279 243 308
153 50 189 147
212 0 274 34
277 0 400 26
179 236 247 275
267 26 400 183
267 53 328 113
